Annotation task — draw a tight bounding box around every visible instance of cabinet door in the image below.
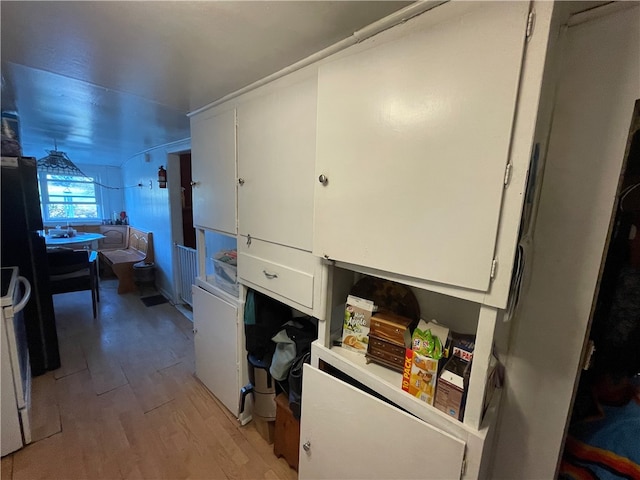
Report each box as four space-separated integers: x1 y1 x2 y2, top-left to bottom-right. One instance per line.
190 108 237 234
193 285 239 416
313 2 530 291
299 365 465 480
237 75 317 251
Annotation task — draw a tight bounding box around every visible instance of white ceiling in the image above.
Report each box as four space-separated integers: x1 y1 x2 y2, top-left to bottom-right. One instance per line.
1 1 412 167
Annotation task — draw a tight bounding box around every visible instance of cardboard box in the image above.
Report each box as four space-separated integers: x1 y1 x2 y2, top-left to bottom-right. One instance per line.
402 349 439 405
341 295 375 354
434 355 471 420
450 332 476 362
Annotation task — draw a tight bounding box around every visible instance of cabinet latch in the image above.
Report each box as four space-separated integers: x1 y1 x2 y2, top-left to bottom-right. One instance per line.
490 258 498 280
526 10 535 40
504 162 512 187
582 340 596 370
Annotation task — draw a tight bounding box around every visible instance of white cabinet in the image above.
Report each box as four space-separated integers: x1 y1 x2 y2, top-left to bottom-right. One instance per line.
299 365 466 480
234 70 325 317
190 108 237 235
237 74 317 251
313 2 531 294
298 2 558 477
302 270 502 480
193 284 248 422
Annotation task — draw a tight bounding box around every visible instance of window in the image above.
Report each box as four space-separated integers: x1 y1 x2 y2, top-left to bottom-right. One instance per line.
39 173 101 222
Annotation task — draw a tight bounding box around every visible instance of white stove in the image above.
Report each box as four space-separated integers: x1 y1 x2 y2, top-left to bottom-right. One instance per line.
1 266 32 456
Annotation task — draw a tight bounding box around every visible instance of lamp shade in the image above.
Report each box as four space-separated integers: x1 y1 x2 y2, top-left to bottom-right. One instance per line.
37 148 85 176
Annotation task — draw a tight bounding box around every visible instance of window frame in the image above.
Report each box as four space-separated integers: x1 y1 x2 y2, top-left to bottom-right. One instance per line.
38 172 103 223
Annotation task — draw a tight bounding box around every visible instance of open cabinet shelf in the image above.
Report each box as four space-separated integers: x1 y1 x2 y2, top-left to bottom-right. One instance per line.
311 342 500 437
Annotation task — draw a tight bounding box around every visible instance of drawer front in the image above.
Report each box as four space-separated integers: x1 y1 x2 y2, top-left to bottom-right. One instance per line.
239 252 314 308
366 348 405 372
369 321 410 347
368 336 407 357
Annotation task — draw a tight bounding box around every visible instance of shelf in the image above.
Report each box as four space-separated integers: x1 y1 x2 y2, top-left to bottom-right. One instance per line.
311 342 490 439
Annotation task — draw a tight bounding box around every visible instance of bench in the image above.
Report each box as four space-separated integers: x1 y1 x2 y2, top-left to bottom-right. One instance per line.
99 227 154 294
68 224 129 250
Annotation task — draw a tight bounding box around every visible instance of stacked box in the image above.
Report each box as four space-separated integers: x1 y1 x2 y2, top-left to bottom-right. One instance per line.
434 333 477 420
401 320 449 405
366 311 415 372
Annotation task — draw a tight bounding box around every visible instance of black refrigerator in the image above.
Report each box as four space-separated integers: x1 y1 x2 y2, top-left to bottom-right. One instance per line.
1 156 60 375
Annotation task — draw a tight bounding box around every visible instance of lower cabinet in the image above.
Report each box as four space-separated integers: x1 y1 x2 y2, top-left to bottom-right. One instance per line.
193 284 248 422
299 365 467 480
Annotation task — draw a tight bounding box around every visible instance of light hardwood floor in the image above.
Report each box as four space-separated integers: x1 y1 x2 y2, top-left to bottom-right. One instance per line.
1 279 297 480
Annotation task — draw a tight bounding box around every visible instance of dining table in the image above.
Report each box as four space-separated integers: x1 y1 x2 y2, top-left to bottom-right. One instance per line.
44 232 106 250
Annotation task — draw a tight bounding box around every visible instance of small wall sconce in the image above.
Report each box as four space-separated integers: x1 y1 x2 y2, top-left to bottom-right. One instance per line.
158 165 167 189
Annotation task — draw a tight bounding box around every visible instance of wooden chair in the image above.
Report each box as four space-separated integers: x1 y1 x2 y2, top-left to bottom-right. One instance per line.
47 249 99 318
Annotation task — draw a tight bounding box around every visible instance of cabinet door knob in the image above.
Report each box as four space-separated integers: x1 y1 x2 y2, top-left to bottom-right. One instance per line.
238 178 245 186
190 181 199 187
303 441 311 452
318 174 328 185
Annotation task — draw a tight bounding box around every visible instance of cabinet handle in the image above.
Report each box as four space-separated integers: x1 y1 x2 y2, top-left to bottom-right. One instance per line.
247 234 251 246
318 174 328 185
238 178 245 186
303 441 311 453
263 270 278 280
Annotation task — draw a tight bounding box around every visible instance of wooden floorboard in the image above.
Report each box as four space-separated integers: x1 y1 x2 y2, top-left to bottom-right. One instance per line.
1 279 297 480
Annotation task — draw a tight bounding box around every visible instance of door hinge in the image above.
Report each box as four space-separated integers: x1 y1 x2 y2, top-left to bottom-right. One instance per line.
526 10 535 40
582 340 596 370
461 456 467 476
504 162 512 187
490 258 498 280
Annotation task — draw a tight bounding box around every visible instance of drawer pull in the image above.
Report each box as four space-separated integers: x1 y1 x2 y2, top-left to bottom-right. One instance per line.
263 270 278 280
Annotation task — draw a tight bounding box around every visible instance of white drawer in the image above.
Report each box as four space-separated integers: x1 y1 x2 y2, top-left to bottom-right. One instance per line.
238 237 323 316
239 252 314 308
238 237 325 312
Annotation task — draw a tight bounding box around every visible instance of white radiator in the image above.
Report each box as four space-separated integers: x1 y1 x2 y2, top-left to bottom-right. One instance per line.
176 244 197 307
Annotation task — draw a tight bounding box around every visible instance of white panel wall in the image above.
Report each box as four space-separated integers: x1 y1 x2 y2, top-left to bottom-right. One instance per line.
122 139 190 300
492 6 640 479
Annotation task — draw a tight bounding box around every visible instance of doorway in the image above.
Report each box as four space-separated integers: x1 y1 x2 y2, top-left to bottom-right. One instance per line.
168 149 197 313
558 101 640 479
179 153 196 249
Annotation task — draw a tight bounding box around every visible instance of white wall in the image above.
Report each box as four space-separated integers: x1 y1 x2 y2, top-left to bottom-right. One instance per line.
492 5 640 479
121 139 190 300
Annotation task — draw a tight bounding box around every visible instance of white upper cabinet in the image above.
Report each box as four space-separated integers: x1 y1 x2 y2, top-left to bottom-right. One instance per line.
190 108 237 235
237 74 317 251
313 2 530 292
